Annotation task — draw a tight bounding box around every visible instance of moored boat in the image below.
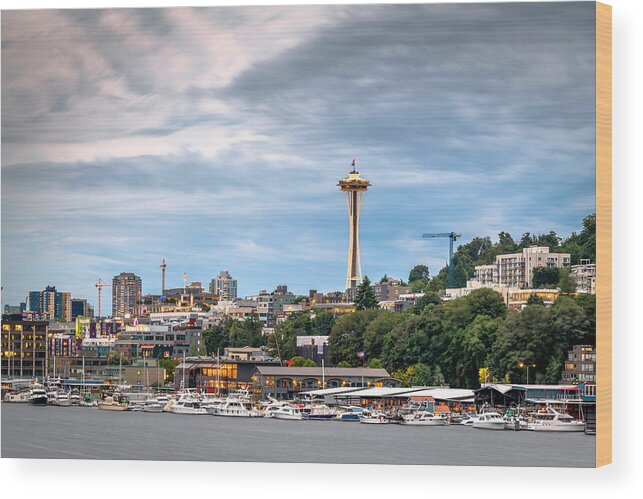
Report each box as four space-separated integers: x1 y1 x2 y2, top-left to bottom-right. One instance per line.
526 406 585 432
400 410 447 426
271 405 303 420
359 409 389 424
472 410 506 430
98 395 129 411
335 406 364 421
29 384 48 406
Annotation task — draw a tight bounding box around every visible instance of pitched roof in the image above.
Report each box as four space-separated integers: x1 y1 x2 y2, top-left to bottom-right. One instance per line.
254 366 390 378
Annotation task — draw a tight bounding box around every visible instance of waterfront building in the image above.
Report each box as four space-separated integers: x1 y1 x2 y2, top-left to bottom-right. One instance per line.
252 366 395 400
338 162 371 290
27 286 72 321
295 336 329 365
472 246 571 289
570 261 596 294
209 270 238 301
1 318 48 378
561 344 596 383
112 272 142 318
174 357 280 394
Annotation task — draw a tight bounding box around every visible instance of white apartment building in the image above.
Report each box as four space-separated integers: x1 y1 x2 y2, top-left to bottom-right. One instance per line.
473 246 570 289
570 262 596 294
209 270 238 301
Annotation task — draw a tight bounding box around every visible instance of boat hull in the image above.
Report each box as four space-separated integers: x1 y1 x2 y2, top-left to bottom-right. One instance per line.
472 422 506 430
273 413 303 420
29 396 48 406
401 418 447 426
98 404 128 411
527 423 585 432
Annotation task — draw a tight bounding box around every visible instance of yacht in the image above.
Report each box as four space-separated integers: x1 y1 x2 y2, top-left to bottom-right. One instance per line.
504 409 528 431
98 395 129 411
527 406 585 432
55 391 72 407
335 406 364 421
142 400 165 413
261 397 290 418
400 410 447 426
359 409 389 424
301 402 336 420
69 390 81 406
460 412 478 426
29 384 48 406
271 405 303 420
210 390 261 417
171 393 208 415
472 410 506 430
4 390 30 403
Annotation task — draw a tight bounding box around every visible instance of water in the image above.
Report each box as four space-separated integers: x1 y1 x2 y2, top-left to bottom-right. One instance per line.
1 404 595 467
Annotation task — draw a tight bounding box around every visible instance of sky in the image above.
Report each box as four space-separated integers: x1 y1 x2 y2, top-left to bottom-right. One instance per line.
1 2 597 313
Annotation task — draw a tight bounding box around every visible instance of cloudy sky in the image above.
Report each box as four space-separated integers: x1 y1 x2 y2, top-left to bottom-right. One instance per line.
1 2 596 312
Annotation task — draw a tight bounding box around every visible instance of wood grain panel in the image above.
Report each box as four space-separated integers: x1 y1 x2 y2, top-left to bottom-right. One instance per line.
595 1 612 468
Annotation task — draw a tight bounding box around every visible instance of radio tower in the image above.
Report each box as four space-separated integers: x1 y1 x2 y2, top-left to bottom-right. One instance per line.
338 159 371 290
160 257 167 294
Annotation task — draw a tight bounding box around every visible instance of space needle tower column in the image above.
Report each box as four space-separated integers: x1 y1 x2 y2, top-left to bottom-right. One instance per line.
338 160 371 290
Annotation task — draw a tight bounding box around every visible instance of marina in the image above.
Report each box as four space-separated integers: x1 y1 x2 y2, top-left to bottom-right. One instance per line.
1 403 595 466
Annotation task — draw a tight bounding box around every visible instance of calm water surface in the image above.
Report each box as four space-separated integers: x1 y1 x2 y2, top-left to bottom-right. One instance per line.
1 404 595 467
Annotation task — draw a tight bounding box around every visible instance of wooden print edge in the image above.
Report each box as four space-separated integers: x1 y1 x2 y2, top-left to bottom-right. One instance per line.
595 0 612 468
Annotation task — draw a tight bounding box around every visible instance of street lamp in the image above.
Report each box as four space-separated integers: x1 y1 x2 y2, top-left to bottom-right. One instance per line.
519 362 536 384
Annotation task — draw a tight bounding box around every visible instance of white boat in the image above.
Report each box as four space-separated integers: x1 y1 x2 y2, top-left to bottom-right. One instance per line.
3 391 30 403
261 397 290 418
401 410 447 426
359 409 389 424
527 406 585 432
142 400 165 413
55 391 72 407
472 411 506 430
301 402 336 420
171 394 208 415
69 390 81 406
503 409 528 431
460 412 478 426
29 384 48 406
271 405 304 420
210 390 261 417
335 406 364 421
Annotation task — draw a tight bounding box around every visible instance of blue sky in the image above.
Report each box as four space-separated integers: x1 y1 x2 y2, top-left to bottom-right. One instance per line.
1 3 596 313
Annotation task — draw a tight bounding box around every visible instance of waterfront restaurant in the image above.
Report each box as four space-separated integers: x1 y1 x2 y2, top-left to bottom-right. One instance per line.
252 366 397 400
175 356 280 394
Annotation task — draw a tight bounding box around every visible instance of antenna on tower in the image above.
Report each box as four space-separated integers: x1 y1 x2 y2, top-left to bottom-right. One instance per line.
160 257 167 294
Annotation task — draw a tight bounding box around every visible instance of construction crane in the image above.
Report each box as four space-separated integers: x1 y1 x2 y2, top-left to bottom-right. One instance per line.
95 278 111 319
422 232 462 288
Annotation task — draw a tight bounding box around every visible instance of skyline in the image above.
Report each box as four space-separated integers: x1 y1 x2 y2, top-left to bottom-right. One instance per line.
1 3 597 313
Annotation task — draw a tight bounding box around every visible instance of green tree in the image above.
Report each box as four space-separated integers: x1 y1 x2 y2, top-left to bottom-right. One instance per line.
408 265 430 284
532 267 560 288
289 356 307 367
158 357 179 382
412 291 441 314
367 358 383 368
558 268 577 293
526 294 545 306
354 276 378 310
328 309 380 366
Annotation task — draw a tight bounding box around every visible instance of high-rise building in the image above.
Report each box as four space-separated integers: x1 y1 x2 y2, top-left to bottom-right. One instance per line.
209 270 237 301
71 298 93 319
112 272 142 318
27 286 71 321
338 160 371 290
